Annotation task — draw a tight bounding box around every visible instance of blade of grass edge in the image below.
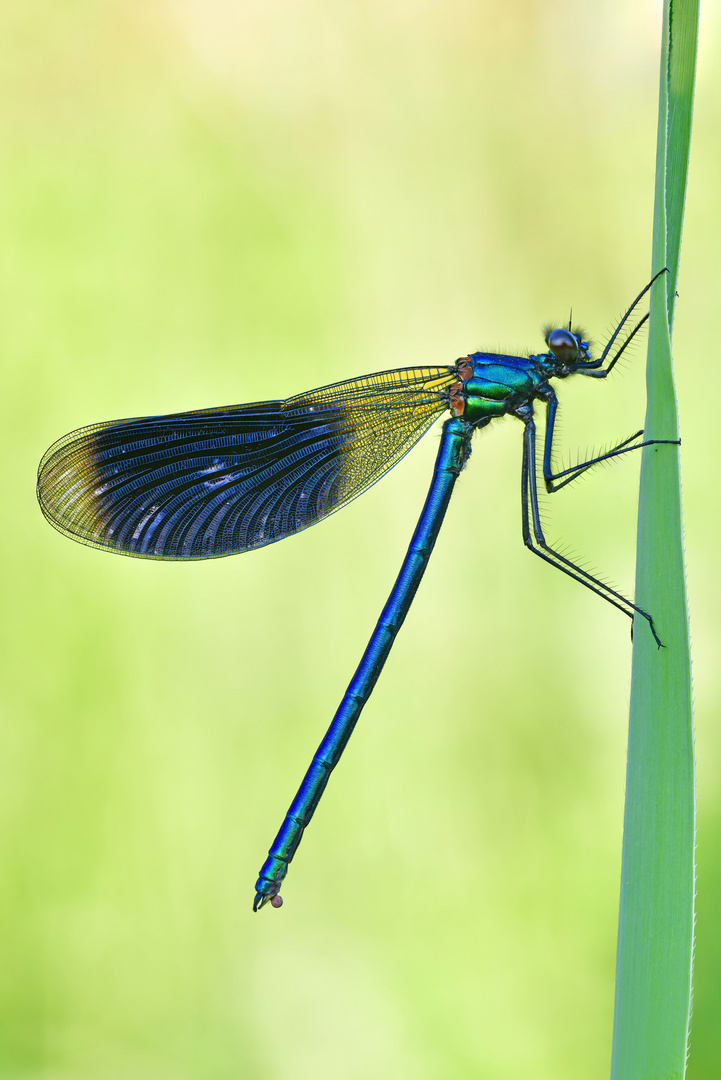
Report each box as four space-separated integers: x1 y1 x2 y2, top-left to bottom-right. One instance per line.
610 1 698 1078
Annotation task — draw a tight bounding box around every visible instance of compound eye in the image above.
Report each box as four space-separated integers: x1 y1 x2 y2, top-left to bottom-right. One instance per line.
546 328 579 361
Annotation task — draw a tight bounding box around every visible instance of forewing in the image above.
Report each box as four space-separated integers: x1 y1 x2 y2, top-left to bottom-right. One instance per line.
37 366 455 559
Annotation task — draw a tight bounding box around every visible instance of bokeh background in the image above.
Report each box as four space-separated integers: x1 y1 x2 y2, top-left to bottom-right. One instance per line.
1 1 719 1077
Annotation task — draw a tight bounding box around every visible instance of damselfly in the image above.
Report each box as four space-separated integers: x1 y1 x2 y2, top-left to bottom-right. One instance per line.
37 270 677 910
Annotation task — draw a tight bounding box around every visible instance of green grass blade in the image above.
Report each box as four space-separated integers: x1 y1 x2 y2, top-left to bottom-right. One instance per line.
610 1 698 1077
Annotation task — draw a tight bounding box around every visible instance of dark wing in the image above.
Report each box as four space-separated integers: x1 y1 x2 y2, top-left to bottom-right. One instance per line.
37 366 456 559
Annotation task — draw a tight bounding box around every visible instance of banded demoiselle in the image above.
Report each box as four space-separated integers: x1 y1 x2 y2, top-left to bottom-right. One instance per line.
37 271 677 910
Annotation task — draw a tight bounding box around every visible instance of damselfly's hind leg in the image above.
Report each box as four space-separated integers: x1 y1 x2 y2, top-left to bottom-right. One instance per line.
520 415 663 648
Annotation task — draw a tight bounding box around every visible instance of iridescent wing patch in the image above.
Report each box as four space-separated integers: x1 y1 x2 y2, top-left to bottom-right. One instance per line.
37 366 455 559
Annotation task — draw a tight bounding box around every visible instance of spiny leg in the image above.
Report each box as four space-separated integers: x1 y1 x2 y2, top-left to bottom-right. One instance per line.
521 419 636 622
521 418 662 646
583 313 649 378
587 267 668 373
541 388 679 494
546 434 680 493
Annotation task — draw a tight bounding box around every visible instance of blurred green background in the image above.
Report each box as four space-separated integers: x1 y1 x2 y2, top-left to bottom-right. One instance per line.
1 1 719 1077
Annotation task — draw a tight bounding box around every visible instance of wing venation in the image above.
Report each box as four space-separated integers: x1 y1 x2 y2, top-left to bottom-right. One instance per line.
37 366 455 559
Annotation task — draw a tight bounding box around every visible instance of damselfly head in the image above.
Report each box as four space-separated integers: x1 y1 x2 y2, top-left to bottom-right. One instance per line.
544 328 591 368
545 328 580 360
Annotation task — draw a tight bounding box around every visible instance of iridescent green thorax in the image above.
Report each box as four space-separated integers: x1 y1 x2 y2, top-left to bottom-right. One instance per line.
453 351 551 427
